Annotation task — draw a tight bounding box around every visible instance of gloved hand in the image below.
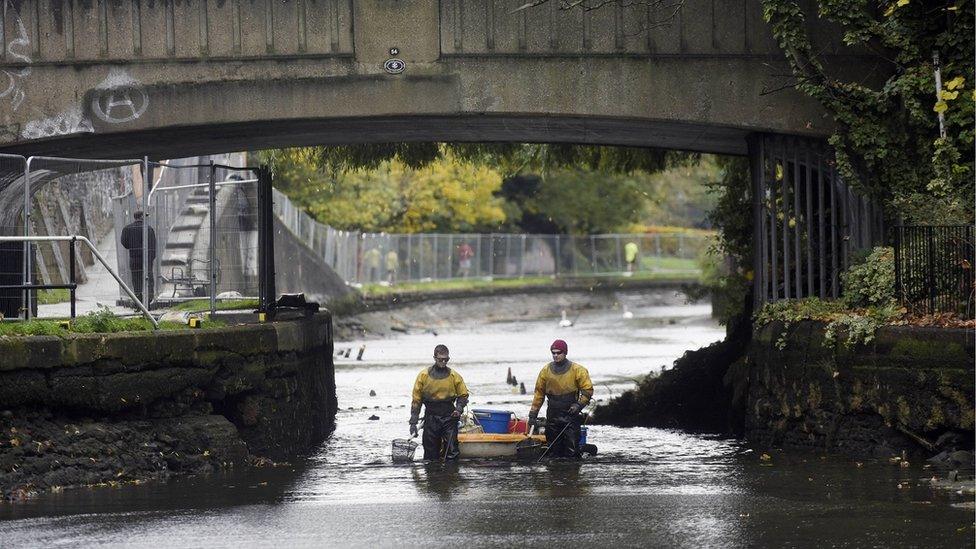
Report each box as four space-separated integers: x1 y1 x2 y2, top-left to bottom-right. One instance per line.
451 409 460 419
527 412 538 427
567 403 582 415
409 423 419 437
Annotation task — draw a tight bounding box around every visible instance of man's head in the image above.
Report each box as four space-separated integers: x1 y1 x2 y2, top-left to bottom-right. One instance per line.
550 339 568 361
433 344 450 368
133 211 144 220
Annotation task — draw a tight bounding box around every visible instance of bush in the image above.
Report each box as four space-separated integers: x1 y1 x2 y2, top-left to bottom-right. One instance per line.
841 247 895 308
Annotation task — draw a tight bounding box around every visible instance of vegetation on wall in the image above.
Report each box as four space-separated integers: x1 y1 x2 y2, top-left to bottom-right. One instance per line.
754 247 904 348
761 0 974 223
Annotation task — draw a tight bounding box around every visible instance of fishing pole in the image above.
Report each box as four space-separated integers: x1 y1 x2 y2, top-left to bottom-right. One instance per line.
537 409 589 462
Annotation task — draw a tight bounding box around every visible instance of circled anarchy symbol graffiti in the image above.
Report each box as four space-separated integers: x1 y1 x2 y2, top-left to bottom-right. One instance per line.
91 87 149 124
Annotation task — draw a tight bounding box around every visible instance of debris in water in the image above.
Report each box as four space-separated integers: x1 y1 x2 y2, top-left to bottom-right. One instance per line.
368 415 380 421
369 390 377 397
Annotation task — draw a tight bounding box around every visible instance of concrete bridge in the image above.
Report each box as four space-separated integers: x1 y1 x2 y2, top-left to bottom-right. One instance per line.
0 0 884 159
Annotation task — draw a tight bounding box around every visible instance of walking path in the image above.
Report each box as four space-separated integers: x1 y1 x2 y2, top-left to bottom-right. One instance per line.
37 232 134 318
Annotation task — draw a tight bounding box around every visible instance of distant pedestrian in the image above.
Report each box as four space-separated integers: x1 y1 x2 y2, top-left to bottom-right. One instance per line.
363 247 381 282
120 211 157 304
624 241 639 274
456 241 474 278
386 249 399 285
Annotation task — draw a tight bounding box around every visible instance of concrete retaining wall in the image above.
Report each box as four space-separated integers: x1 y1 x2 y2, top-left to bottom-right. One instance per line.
0 314 336 500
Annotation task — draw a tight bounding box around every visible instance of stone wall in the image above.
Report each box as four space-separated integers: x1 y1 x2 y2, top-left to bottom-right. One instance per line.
0 314 336 500
747 321 974 457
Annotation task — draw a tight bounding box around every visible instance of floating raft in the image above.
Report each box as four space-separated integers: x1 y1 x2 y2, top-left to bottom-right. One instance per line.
457 433 546 458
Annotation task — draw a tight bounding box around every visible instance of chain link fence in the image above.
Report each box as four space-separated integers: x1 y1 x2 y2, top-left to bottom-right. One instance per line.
0 152 265 322
112 154 259 309
273 189 708 286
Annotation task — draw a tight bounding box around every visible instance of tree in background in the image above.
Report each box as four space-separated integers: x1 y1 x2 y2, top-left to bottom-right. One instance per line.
268 148 505 233
263 143 712 235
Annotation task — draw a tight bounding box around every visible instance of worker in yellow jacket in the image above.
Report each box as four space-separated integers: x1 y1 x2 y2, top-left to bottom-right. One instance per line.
528 339 593 459
410 344 469 460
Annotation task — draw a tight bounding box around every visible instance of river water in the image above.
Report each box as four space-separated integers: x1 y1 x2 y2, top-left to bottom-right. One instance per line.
1 302 973 547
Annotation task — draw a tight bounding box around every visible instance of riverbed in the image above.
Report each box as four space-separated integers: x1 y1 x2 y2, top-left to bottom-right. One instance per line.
1 298 972 547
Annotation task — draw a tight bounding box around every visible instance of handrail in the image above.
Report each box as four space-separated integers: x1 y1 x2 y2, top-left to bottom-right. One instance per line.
147 179 258 200
0 235 159 329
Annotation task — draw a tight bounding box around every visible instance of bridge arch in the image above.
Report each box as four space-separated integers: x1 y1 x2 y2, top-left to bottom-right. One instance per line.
0 0 883 159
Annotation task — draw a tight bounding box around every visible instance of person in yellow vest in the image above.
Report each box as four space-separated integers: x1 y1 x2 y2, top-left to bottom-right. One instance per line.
410 344 469 460
528 339 593 459
624 241 639 273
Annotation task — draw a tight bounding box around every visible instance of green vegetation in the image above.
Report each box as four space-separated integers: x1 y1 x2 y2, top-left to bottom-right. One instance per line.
762 0 974 224
0 308 221 337
840 247 895 308
36 289 70 305
755 247 903 349
171 299 260 313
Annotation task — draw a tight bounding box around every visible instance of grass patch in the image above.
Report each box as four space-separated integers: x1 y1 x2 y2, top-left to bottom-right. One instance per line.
358 270 699 297
36 288 71 305
0 308 223 337
639 256 700 272
170 298 260 313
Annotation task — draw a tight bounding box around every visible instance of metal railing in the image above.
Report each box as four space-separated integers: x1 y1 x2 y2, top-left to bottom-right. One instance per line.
893 225 974 315
273 188 708 286
752 135 885 306
0 235 158 328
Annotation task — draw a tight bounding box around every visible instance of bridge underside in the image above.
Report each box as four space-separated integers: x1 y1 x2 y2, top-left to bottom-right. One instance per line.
2 115 754 160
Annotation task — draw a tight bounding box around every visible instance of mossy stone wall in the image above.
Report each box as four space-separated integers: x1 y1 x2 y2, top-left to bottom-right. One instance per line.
747 321 974 455
0 315 336 500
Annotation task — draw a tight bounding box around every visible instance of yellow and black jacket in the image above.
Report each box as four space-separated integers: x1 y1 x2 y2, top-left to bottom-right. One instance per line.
410 366 469 423
530 360 593 418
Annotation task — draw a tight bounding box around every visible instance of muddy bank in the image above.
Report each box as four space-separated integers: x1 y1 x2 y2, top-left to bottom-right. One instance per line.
333 282 700 341
0 316 336 501
592 334 748 433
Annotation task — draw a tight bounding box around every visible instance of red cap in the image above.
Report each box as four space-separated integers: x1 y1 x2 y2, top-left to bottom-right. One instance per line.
550 339 568 354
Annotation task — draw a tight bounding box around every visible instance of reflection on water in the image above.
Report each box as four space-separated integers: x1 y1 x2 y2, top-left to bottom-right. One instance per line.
1 301 973 547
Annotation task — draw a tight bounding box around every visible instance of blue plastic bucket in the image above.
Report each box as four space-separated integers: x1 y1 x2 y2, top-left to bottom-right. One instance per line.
579 426 588 445
472 409 513 434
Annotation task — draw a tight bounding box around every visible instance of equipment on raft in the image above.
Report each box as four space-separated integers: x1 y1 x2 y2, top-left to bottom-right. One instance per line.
538 412 587 461
459 413 596 459
392 410 597 461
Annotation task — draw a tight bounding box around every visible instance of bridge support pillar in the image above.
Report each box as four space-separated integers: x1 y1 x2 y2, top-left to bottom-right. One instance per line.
257 166 277 316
